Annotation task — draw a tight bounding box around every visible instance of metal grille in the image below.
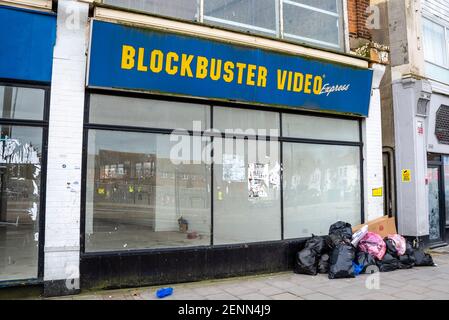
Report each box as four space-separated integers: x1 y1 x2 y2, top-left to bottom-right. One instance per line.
435 105 449 144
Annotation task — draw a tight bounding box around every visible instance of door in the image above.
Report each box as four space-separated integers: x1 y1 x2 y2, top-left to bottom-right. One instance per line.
427 166 445 243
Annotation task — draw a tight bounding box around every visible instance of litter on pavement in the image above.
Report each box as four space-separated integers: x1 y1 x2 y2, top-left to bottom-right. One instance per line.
295 217 436 279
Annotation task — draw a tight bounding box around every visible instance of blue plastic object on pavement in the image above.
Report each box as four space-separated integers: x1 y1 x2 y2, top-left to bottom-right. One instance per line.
156 287 173 298
352 262 364 276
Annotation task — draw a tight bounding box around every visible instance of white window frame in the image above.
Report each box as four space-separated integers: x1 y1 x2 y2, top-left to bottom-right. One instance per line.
422 16 449 70
101 0 345 51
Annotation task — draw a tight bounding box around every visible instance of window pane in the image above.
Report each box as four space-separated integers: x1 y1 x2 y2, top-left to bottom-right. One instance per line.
0 86 45 120
103 0 199 21
0 126 42 281
89 94 210 131
287 0 338 12
204 0 277 36
283 2 342 49
213 107 280 137
282 114 359 142
283 143 361 239
85 130 211 252
423 18 447 66
213 137 281 244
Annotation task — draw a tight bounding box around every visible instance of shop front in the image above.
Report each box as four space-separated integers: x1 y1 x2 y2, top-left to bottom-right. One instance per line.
426 88 449 246
0 5 55 285
79 18 375 289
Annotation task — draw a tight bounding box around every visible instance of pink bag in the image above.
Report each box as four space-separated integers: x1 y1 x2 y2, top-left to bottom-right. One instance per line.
358 232 386 260
387 234 406 256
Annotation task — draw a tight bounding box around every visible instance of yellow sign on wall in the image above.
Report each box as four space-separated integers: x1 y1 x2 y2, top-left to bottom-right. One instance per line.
402 169 411 182
372 188 383 197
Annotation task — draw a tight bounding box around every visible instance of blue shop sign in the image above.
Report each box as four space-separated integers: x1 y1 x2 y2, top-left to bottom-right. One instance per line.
0 6 56 83
88 20 373 116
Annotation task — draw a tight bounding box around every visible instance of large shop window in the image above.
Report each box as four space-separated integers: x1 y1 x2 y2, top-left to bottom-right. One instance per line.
0 86 45 282
212 107 281 245
100 0 345 51
283 143 361 239
84 93 362 252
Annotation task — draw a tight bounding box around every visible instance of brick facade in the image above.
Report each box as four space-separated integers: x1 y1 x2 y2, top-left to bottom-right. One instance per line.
348 0 372 42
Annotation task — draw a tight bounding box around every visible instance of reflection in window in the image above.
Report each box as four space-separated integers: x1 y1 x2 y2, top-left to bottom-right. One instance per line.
0 86 45 120
283 143 360 239
90 94 210 131
283 0 342 49
423 18 448 67
102 0 345 51
0 125 42 281
213 137 281 245
85 130 211 252
282 113 359 142
204 0 277 36
103 0 199 21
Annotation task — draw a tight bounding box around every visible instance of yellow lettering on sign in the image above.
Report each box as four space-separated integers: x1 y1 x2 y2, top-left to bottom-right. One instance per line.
166 52 179 75
257 66 267 87
137 48 147 72
304 74 313 94
210 58 222 81
150 50 164 73
236 63 247 85
277 70 288 90
246 64 257 86
121 45 136 70
287 71 293 92
181 54 194 77
293 72 304 93
313 76 323 95
223 61 235 83
196 56 208 79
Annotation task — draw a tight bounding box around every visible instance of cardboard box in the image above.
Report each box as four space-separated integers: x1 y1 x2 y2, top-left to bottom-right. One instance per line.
352 216 397 238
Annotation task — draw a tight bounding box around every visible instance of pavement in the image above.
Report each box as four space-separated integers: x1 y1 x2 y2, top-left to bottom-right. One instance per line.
44 247 449 300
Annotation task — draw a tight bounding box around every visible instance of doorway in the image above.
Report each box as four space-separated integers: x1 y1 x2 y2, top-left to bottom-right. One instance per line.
427 153 448 246
427 165 444 244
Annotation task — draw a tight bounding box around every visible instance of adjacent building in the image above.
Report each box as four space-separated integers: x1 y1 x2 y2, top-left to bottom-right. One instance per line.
372 0 449 248
0 0 385 296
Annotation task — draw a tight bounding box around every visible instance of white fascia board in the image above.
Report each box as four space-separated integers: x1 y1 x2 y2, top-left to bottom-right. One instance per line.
93 6 369 69
0 0 52 10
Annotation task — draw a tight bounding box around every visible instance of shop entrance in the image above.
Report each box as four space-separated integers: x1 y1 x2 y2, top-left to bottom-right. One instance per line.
427 165 445 244
427 153 449 246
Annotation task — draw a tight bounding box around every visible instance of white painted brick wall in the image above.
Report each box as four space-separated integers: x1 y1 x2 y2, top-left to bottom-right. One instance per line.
363 64 386 222
44 0 89 283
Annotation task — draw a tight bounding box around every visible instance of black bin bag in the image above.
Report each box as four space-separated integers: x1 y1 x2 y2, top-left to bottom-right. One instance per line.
397 241 416 269
355 251 377 273
398 254 415 269
329 221 353 246
318 253 330 274
295 248 318 276
413 248 435 267
376 253 399 272
328 244 355 279
305 235 332 255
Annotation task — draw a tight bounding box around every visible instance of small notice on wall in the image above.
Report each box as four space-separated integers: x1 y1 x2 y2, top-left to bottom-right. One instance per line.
223 154 245 182
402 169 411 183
248 163 269 198
372 187 383 197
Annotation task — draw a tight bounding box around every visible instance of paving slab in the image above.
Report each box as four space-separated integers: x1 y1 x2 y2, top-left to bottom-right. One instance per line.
42 248 449 301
